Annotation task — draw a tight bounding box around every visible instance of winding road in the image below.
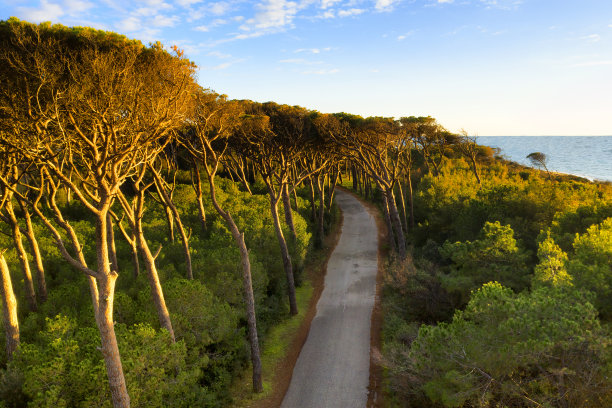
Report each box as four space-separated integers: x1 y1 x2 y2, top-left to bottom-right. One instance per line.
281 189 379 408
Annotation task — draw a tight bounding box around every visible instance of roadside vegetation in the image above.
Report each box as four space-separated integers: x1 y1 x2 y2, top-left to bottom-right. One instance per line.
1 18 611 408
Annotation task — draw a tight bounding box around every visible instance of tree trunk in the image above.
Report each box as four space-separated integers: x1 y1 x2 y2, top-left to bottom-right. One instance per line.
154 176 193 280
407 170 415 229
18 201 47 302
95 211 130 408
380 189 397 253
207 172 263 392
470 156 482 184
191 161 208 232
396 181 408 235
269 192 298 316
134 191 175 342
0 254 19 360
326 170 340 211
5 200 37 311
163 205 175 243
385 188 407 260
308 177 317 223
282 183 297 240
107 213 119 274
316 175 325 249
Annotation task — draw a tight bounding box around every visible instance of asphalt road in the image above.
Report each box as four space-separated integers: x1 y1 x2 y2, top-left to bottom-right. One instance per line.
281 189 379 408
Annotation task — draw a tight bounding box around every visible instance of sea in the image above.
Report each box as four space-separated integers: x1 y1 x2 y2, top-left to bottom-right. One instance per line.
478 136 612 182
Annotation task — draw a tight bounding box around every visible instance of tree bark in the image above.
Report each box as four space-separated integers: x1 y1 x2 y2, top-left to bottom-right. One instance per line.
396 181 408 235
95 210 130 408
316 175 325 249
0 253 19 360
326 169 340 211
407 170 415 230
153 174 193 280
385 188 407 260
381 189 397 253
4 200 37 311
18 200 47 302
269 191 298 316
206 171 263 392
107 213 119 274
282 183 297 240
308 176 317 223
134 190 175 342
191 161 208 232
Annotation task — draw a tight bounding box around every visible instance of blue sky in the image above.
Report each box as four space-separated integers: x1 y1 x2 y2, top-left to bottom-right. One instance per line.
3 0 612 135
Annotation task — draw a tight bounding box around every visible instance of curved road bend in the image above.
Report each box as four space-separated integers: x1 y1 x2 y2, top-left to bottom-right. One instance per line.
281 189 379 408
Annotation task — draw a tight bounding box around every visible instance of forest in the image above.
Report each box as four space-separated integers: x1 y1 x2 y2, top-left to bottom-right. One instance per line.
1 18 612 408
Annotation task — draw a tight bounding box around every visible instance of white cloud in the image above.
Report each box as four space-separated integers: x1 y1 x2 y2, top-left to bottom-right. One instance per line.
321 0 341 8
176 0 203 6
151 14 180 27
194 25 209 31
134 7 158 16
17 0 65 22
242 0 299 31
210 1 231 15
316 10 335 18
338 8 365 16
374 0 399 12
280 58 323 64
118 16 142 31
437 0 453 2
208 50 232 58
65 0 94 14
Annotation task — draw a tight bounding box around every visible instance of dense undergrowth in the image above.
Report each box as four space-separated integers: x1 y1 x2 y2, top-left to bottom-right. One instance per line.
381 156 612 407
0 173 334 407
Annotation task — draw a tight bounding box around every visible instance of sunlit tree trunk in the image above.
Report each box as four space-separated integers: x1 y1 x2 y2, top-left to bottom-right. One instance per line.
107 213 119 274
152 171 193 280
0 253 19 360
4 200 37 311
95 209 130 408
282 183 297 240
18 200 47 302
191 161 207 232
269 190 298 316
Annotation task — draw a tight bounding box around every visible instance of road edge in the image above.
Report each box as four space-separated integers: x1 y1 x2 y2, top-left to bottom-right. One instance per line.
337 186 386 408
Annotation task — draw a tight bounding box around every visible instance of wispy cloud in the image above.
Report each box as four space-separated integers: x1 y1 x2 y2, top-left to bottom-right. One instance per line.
240 0 300 32
280 58 324 65
338 8 365 17
17 0 65 23
397 30 414 40
295 47 332 53
375 0 400 12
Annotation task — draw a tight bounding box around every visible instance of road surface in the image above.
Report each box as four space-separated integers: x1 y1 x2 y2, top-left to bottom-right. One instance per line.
281 189 379 408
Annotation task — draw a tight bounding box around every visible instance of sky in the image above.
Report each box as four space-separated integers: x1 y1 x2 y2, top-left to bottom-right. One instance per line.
2 0 612 136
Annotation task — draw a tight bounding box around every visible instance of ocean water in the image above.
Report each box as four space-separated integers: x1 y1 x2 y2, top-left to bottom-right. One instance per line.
478 136 612 182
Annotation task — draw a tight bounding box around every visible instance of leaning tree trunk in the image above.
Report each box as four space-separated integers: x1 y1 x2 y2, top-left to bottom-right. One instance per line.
316 174 325 249
407 170 415 230
5 201 37 311
470 156 482 184
18 201 47 302
380 187 397 253
269 191 298 316
308 176 317 223
134 191 175 342
282 183 297 240
154 176 193 280
191 161 208 232
326 170 340 212
95 211 130 408
207 171 263 392
0 253 19 360
107 213 119 274
385 187 407 260
396 181 408 235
